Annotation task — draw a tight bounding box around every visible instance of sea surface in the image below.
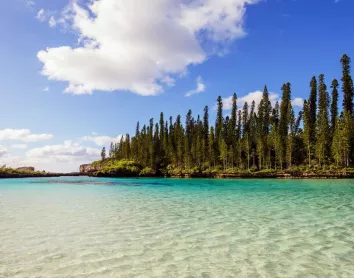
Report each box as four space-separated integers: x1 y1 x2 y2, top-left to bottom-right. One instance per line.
0 177 354 278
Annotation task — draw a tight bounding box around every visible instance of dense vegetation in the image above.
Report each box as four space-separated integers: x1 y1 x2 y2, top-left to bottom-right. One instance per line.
97 54 354 177
0 166 61 178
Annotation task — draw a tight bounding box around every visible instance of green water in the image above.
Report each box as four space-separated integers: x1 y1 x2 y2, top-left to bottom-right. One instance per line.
1 177 354 277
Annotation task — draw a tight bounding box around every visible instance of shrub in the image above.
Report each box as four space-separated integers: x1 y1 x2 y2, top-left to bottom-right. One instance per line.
139 167 156 177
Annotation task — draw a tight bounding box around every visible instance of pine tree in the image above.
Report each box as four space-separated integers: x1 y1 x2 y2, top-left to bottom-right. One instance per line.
203 106 209 166
242 102 250 169
101 147 106 161
249 101 257 168
332 117 342 167
341 54 354 115
316 74 330 166
286 105 295 168
219 138 228 170
91 54 354 174
308 76 318 154
279 83 291 169
148 119 154 168
230 93 237 141
184 110 193 168
330 79 339 137
341 111 353 167
273 101 281 169
215 96 223 143
236 110 242 168
303 100 311 167
153 123 160 169
332 112 353 167
109 142 114 158
209 127 216 168
175 115 184 167
159 113 164 150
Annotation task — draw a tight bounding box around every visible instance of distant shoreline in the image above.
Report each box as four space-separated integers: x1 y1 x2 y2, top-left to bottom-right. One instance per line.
2 173 354 179
88 171 354 179
0 170 83 179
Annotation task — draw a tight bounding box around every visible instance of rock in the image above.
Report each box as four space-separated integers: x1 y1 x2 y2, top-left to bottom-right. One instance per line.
16 167 35 172
79 164 102 174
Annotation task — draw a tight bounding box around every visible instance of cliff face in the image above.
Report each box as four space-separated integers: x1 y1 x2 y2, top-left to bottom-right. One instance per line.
80 164 102 174
16 167 35 172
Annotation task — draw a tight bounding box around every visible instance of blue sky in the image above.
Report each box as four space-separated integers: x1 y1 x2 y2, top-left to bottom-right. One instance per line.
0 0 353 172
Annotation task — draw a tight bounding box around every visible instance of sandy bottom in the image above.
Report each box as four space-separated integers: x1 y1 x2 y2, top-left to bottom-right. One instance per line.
1 177 354 277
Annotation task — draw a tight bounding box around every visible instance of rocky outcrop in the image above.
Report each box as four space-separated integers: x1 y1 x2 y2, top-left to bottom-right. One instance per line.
16 167 35 172
80 164 102 174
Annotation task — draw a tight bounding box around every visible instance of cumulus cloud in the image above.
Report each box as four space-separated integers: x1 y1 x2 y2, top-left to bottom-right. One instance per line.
3 140 102 173
37 0 258 96
36 8 46 21
0 129 53 142
292 97 304 108
11 144 28 149
223 90 280 110
223 91 304 111
82 134 123 146
26 140 100 162
43 87 49 92
0 146 7 157
185 76 206 97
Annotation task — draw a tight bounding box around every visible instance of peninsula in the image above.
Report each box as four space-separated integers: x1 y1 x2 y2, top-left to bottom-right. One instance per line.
81 55 354 179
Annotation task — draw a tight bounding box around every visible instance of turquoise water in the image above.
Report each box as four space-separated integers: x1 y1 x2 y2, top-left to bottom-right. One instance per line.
1 177 354 277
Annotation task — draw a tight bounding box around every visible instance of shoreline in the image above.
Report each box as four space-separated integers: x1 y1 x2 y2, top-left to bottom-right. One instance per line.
88 171 354 179
0 172 83 179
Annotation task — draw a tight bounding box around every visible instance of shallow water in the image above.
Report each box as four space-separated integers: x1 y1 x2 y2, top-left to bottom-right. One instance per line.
1 177 354 278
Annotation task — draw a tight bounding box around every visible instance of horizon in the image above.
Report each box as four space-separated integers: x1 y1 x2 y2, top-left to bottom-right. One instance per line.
1 0 354 172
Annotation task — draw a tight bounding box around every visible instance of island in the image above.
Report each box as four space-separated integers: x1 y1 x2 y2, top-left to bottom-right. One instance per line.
79 55 354 179
0 166 81 179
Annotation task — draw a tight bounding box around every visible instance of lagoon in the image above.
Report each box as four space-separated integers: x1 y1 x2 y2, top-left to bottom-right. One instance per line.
1 177 354 277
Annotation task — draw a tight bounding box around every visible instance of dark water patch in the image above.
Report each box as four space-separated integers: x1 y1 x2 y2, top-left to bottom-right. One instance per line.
29 179 174 188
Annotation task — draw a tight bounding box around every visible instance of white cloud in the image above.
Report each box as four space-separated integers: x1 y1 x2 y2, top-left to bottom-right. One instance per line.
43 87 49 92
161 76 176 88
24 0 35 8
49 16 57 28
185 76 206 97
37 0 259 96
223 90 279 110
0 146 7 157
36 8 45 21
26 140 100 162
3 140 102 173
223 91 304 111
36 9 57 28
11 144 28 149
82 134 122 146
292 97 304 108
0 129 53 142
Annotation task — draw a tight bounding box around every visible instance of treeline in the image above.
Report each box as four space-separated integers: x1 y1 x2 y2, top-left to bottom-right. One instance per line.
102 54 354 172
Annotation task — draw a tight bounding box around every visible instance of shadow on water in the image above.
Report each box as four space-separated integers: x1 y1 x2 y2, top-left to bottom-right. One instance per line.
30 179 174 187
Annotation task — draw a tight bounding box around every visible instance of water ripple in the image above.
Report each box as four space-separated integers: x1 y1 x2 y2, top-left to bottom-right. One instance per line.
1 177 354 277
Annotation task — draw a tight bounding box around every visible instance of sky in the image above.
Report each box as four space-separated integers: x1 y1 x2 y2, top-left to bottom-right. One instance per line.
0 0 353 172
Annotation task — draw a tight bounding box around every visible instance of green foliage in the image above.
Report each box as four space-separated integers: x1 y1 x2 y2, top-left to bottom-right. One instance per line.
341 54 354 115
94 160 142 177
84 54 354 177
139 167 156 177
0 167 54 178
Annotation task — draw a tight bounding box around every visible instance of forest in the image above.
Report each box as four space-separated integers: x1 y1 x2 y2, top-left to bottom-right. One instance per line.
96 54 354 177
